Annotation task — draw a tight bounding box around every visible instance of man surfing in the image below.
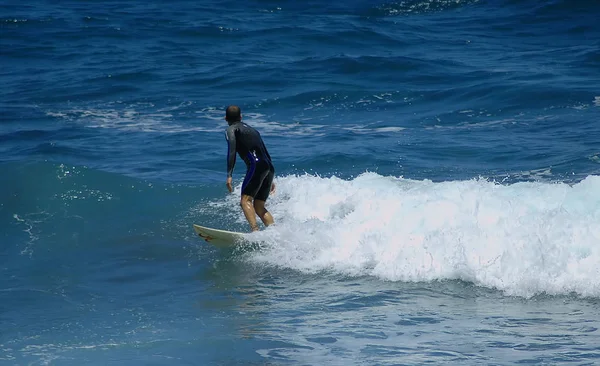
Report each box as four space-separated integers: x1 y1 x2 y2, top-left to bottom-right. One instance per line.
224 105 276 232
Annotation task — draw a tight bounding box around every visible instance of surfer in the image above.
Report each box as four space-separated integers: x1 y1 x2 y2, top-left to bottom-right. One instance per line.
224 105 276 232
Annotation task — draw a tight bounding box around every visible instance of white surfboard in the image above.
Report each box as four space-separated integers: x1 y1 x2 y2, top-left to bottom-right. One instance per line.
193 224 246 248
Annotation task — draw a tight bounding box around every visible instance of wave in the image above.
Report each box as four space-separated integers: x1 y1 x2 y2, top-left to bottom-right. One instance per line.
238 173 600 298
0 161 214 254
3 160 598 297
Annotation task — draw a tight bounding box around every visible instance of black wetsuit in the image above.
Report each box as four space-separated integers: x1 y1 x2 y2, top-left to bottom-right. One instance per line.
225 121 275 201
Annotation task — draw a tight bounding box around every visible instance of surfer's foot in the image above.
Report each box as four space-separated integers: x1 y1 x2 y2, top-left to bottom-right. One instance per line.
250 224 260 232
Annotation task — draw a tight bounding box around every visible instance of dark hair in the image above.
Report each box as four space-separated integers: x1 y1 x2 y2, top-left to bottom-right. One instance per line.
225 105 241 122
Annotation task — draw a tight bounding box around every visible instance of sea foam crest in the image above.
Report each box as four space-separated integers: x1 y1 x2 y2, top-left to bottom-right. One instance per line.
245 173 600 298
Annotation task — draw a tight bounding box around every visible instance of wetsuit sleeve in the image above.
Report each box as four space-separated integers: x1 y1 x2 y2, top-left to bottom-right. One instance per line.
225 126 237 177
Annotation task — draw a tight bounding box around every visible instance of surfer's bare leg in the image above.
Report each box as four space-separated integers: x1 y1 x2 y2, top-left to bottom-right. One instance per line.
240 194 260 231
253 199 274 227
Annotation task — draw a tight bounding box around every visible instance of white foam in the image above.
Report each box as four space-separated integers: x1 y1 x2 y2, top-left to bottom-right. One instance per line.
344 126 405 134
47 104 327 135
241 173 600 298
47 103 210 133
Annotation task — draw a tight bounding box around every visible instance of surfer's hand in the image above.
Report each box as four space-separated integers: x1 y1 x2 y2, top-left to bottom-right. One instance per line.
270 182 276 194
226 177 233 193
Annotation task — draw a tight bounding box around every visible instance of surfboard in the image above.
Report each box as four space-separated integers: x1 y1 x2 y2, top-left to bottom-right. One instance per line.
193 224 246 248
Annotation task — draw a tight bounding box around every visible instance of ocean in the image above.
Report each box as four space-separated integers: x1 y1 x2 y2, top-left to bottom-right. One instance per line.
1 0 599 364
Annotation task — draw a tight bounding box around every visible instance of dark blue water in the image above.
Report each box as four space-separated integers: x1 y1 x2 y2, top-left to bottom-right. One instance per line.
2 0 600 364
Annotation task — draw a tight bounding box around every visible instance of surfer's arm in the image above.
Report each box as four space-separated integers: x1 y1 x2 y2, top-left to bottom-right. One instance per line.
225 127 237 177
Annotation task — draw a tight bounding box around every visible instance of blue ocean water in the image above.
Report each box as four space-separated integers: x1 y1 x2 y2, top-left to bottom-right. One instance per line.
1 0 600 364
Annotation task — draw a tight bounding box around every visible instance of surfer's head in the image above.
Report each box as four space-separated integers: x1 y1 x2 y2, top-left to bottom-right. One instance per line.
225 105 242 124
